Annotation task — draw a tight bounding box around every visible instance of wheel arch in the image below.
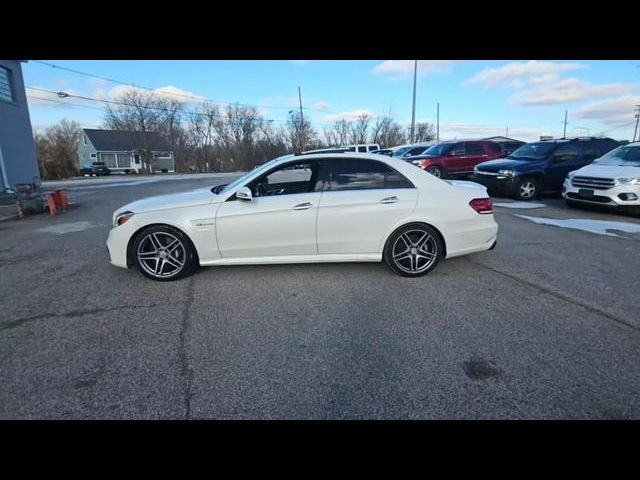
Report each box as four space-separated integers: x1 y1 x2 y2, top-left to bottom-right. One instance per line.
126 222 200 268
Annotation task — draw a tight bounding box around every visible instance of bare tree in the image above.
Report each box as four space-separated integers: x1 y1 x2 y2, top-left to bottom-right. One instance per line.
370 116 406 149
285 111 315 152
323 119 351 146
413 121 436 143
35 119 81 180
349 114 371 145
212 104 263 170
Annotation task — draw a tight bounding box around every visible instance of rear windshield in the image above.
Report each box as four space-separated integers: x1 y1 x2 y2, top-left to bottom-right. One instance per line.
594 146 640 167
509 142 557 161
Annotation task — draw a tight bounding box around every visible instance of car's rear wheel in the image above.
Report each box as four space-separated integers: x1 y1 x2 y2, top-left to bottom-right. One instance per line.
427 166 443 178
384 223 444 277
132 225 198 281
515 178 539 200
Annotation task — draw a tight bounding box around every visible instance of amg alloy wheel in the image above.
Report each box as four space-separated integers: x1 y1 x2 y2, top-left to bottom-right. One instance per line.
133 226 197 281
384 223 443 277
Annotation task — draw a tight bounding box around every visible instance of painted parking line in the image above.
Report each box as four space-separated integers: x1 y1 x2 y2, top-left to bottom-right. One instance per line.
516 215 640 239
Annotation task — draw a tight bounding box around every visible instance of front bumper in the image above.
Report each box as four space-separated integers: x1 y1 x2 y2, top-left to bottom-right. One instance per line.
469 173 519 195
106 219 139 269
562 179 640 209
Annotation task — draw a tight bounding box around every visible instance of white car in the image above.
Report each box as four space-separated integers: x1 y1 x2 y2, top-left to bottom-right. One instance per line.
106 152 498 281
563 142 640 215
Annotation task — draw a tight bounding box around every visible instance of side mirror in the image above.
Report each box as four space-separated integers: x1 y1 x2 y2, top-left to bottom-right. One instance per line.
236 186 252 201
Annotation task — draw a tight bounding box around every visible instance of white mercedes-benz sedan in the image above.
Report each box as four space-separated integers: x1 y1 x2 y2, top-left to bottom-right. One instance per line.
106 152 498 281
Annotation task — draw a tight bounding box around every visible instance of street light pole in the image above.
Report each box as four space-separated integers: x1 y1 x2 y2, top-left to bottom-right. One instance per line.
298 86 305 151
410 60 417 143
633 105 640 142
563 110 568 138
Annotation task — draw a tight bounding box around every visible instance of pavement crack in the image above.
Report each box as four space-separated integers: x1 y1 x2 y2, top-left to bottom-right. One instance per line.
179 276 196 419
467 258 640 334
0 302 184 333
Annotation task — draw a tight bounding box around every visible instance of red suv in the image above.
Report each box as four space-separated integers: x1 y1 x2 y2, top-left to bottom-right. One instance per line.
407 140 506 178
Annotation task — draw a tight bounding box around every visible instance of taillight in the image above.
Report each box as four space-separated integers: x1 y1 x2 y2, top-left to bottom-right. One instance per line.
469 198 493 214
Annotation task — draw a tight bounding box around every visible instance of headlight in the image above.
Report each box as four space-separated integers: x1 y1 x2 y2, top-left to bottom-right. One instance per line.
617 178 640 185
498 169 513 177
114 211 134 227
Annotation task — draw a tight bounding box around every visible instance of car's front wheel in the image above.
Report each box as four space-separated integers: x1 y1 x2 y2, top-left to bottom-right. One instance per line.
384 223 444 277
132 225 198 281
515 177 539 200
427 166 443 178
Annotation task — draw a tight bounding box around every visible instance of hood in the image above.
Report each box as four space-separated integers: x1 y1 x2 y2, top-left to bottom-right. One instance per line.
116 187 216 215
475 157 543 171
573 162 640 178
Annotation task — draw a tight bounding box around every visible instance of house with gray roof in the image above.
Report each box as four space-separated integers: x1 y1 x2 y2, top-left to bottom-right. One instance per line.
78 128 175 174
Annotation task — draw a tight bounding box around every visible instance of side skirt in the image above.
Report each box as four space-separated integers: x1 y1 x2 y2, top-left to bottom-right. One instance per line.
200 253 382 266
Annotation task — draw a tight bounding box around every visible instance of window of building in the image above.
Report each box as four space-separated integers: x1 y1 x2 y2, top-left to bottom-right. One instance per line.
0 67 15 102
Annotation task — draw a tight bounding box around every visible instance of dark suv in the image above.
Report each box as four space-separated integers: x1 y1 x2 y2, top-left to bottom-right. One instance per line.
470 137 619 200
407 140 506 178
91 162 111 176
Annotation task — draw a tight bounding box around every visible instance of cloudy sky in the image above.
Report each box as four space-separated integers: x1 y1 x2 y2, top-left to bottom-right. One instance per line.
24 60 640 142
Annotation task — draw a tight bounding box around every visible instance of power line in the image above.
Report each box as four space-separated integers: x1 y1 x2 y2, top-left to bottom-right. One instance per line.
26 86 339 126
31 60 333 113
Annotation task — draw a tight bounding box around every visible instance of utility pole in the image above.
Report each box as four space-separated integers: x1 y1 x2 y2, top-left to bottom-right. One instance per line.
298 86 305 151
633 105 640 142
410 60 417 143
436 102 440 143
563 110 568 138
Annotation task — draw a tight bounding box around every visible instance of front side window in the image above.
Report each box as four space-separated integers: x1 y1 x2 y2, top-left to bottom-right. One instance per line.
0 66 14 102
249 161 319 197
509 142 557 161
424 143 454 156
318 158 414 191
357 146 367 152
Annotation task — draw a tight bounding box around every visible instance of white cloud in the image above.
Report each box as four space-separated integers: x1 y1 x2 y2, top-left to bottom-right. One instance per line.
373 60 464 77
509 78 640 106
103 84 203 104
321 109 373 122
292 60 310 65
310 101 330 111
572 95 640 126
466 61 585 87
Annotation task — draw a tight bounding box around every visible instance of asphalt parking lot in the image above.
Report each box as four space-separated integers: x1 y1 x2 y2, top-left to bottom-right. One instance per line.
1 173 640 419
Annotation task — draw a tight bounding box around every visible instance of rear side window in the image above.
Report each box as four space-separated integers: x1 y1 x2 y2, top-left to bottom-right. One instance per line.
488 142 502 153
318 158 415 191
358 146 367 152
451 143 466 155
551 143 579 162
466 143 485 155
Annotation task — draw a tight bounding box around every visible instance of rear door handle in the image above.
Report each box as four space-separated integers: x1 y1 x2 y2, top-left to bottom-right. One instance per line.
380 196 399 204
292 202 313 210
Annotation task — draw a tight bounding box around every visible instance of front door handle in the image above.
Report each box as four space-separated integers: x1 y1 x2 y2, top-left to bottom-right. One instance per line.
380 196 399 204
292 202 313 210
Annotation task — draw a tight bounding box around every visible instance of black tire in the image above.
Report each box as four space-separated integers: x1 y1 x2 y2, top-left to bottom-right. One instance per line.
132 225 198 281
427 165 443 178
383 223 444 277
515 177 539 201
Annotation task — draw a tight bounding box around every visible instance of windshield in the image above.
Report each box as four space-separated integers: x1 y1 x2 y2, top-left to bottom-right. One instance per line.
594 145 640 167
508 142 557 160
423 143 453 156
213 158 282 194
